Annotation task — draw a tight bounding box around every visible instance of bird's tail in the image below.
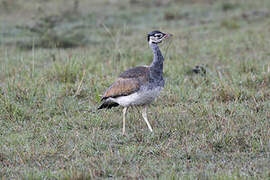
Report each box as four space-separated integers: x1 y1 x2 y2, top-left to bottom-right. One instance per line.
98 100 119 110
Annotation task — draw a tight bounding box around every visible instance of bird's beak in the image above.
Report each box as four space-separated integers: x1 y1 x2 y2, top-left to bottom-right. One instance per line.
164 33 173 39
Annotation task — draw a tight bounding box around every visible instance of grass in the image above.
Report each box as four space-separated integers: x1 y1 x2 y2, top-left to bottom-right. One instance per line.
0 0 270 179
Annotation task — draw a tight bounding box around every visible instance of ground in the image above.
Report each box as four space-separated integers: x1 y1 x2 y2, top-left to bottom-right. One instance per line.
0 0 270 179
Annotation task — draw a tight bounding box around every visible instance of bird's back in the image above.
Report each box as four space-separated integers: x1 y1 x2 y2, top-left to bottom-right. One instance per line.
119 66 150 79
101 66 151 100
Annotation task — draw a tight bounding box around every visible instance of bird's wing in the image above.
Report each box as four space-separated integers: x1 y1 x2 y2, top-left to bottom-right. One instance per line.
101 66 150 100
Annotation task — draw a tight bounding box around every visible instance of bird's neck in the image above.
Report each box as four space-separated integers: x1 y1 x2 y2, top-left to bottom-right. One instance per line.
149 43 164 78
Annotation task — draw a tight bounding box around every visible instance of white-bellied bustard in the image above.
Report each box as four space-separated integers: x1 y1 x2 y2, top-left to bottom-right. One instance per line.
98 30 172 135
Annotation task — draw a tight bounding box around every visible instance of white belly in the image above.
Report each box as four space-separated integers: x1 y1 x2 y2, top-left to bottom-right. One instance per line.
111 87 162 107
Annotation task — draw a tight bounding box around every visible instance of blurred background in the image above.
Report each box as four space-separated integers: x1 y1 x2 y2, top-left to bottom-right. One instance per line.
1 0 270 49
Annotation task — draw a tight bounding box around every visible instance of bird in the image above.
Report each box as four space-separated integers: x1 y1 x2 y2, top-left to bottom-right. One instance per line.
98 30 172 135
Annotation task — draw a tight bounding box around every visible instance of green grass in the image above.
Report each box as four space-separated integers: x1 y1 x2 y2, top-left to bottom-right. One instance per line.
0 0 270 179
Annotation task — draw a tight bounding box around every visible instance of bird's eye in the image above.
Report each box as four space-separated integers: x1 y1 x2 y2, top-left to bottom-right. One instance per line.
155 34 162 38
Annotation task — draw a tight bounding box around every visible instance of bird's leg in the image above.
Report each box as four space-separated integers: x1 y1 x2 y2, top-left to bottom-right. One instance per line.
122 107 128 135
142 106 153 132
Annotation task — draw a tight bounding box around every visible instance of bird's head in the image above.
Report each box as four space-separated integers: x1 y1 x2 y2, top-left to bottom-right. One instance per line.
147 30 172 45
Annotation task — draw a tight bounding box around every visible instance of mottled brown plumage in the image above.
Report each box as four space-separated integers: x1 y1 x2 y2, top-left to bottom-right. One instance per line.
101 66 150 101
101 78 139 100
